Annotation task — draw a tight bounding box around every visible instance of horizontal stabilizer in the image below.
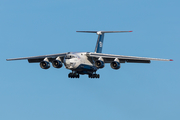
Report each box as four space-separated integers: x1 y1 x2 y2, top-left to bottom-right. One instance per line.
77 31 132 34
77 30 132 53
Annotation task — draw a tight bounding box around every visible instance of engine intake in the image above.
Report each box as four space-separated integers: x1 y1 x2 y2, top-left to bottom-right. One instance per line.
52 60 63 68
40 61 50 69
95 60 104 68
110 61 120 70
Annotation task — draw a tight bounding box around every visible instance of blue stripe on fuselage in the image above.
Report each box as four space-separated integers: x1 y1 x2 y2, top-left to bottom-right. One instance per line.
75 64 97 72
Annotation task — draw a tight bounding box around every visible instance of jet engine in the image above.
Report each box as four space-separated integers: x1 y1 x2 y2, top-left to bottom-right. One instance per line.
95 60 104 68
110 61 120 70
40 61 50 69
52 60 63 68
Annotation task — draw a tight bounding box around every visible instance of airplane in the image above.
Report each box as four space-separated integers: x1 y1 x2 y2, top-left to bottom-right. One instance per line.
6 31 173 78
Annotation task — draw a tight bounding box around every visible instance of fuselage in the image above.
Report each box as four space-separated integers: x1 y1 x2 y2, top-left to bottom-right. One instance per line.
64 52 97 74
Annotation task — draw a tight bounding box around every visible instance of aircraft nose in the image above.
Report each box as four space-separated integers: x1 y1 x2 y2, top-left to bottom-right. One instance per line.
64 59 70 68
65 59 70 65
64 60 76 69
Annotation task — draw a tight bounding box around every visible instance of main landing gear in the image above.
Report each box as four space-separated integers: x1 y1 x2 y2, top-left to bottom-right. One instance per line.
68 72 80 78
68 71 100 79
88 74 100 78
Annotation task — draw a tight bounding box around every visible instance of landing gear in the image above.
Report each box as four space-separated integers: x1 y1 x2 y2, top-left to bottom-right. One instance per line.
88 74 100 78
68 71 100 79
68 72 80 78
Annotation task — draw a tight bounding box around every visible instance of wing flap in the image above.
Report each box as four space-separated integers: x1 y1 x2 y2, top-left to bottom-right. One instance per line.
126 59 151 63
28 58 44 63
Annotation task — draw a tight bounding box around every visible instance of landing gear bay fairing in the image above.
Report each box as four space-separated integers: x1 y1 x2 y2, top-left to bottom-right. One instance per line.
6 31 173 78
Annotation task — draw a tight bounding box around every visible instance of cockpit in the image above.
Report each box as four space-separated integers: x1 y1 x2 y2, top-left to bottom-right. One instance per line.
65 54 77 59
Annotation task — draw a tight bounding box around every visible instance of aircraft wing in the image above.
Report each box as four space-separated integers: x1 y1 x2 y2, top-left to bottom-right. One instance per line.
86 52 173 63
6 53 67 63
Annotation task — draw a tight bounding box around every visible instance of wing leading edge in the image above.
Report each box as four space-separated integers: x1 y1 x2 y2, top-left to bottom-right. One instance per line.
6 53 67 63
86 52 173 63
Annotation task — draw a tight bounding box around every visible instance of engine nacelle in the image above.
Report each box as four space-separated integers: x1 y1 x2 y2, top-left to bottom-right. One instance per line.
40 61 50 69
110 61 120 70
52 60 63 68
95 60 104 68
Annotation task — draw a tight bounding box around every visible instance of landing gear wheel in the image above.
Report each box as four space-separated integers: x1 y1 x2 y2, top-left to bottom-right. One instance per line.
88 74 100 79
68 72 80 78
88 74 91 78
97 74 100 78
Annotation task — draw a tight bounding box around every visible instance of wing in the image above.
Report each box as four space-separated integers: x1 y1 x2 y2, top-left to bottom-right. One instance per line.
6 53 67 63
86 52 173 63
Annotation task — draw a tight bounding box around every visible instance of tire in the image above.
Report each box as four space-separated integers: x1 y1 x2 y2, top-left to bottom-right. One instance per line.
97 74 100 78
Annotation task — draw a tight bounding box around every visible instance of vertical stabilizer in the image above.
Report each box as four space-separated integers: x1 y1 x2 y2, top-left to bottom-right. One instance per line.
94 31 104 53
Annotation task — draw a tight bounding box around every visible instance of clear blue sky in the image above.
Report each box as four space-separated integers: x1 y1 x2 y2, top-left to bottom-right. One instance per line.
1 0 180 120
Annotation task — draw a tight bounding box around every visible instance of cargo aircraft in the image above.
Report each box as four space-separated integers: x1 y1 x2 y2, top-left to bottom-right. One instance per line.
6 31 173 78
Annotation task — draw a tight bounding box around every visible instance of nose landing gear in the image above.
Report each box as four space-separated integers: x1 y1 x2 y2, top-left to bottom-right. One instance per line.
68 72 80 78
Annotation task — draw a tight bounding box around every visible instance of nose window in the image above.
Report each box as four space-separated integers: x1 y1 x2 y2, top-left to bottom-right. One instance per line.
65 55 76 59
65 56 70 59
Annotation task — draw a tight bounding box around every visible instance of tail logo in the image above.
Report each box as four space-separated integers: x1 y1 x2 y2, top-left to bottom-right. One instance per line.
99 41 103 47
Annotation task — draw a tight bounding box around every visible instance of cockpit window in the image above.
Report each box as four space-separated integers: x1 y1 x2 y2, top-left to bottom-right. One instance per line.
65 55 76 59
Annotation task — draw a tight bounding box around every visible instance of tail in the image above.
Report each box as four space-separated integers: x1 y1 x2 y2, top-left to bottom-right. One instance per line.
76 31 132 53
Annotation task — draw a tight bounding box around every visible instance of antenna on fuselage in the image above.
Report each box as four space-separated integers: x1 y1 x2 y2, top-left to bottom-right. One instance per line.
76 31 132 53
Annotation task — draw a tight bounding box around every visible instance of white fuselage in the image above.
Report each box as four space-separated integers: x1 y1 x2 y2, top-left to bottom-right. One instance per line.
63 52 97 73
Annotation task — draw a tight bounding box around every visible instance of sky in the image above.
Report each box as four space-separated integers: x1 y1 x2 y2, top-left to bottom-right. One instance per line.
0 0 180 120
